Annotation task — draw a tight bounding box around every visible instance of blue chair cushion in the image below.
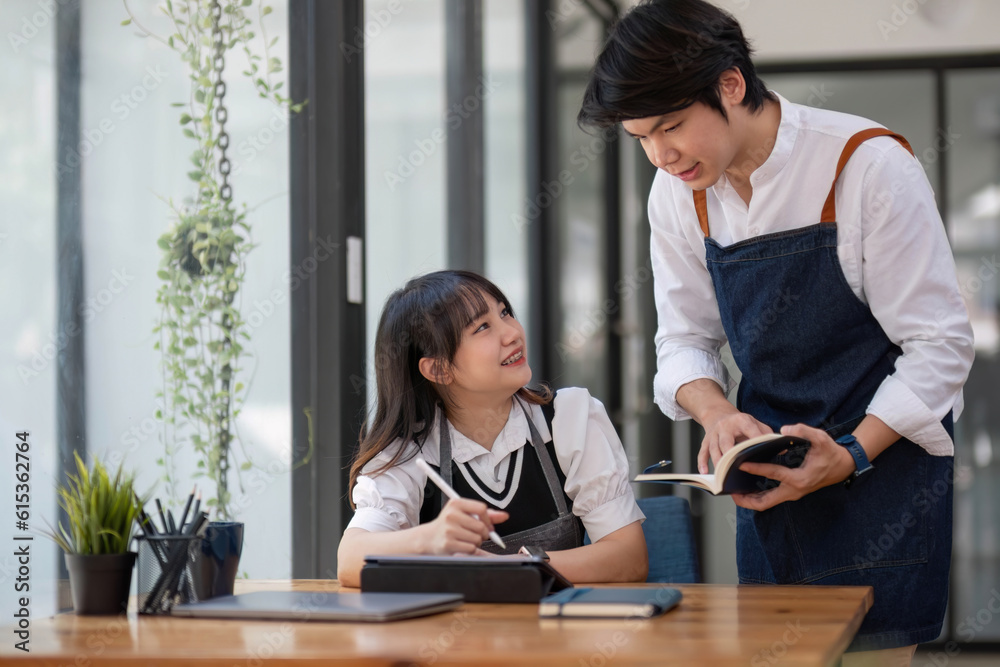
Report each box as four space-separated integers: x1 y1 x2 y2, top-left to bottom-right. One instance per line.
581 495 700 583
637 495 700 584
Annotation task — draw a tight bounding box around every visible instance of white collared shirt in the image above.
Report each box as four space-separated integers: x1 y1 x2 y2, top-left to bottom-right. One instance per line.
347 387 645 542
650 93 974 456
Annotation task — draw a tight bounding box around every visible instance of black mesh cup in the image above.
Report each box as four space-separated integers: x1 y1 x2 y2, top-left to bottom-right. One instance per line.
136 534 207 614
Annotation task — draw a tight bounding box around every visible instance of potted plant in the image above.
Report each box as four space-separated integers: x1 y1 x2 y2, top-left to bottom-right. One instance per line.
120 0 304 597
44 453 146 615
120 0 303 522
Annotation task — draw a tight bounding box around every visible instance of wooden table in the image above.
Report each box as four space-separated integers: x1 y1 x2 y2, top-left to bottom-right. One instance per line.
1 579 871 666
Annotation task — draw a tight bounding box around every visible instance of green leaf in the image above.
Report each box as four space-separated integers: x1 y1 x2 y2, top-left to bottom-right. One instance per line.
188 170 203 181
157 270 171 280
240 461 253 471
120 18 132 26
183 128 196 139
179 113 192 124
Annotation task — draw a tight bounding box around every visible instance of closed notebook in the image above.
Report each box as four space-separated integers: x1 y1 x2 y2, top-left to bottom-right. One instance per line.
539 587 682 619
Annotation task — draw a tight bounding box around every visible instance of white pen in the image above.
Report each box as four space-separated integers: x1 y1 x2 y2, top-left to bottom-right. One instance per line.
415 457 507 550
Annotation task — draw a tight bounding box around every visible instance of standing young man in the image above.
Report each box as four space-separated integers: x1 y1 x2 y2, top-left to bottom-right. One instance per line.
578 1 974 665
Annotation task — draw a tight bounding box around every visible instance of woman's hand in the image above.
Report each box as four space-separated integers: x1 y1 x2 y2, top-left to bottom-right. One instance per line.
697 409 773 474
731 423 856 511
417 498 508 555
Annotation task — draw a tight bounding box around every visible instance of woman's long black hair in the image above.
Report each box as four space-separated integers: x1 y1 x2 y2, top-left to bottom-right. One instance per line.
348 270 551 506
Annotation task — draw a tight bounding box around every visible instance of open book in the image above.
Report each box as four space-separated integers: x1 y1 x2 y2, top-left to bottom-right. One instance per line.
635 433 811 495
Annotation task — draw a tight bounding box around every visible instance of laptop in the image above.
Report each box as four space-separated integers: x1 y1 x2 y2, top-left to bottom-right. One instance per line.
170 590 464 622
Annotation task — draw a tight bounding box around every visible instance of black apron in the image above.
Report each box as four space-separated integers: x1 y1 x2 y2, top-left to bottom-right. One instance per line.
421 396 583 555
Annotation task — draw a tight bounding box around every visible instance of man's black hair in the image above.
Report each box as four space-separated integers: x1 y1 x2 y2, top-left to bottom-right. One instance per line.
578 0 774 128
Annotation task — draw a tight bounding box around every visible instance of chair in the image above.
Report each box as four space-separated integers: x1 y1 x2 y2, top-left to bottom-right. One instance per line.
636 495 701 584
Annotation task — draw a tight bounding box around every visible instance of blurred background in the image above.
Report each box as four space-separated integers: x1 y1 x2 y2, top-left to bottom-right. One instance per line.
1 0 997 660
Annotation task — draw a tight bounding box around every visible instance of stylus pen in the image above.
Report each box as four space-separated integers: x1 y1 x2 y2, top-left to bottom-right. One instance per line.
415 457 507 550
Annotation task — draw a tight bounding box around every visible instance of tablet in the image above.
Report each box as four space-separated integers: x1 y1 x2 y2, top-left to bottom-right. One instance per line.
361 554 574 603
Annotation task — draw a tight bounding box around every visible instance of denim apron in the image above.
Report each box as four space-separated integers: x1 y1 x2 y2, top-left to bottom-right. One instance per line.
695 128 955 651
435 397 584 555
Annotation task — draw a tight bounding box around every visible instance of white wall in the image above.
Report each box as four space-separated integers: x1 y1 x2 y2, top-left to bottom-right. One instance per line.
613 0 1000 61
732 0 998 61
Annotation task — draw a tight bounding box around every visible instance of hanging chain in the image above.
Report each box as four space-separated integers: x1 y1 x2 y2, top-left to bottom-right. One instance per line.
210 0 232 202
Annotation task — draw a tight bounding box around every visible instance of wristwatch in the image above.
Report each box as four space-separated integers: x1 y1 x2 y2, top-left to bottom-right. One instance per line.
518 545 549 561
836 434 874 488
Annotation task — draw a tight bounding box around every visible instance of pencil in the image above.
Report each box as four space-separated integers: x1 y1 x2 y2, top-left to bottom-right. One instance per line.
178 485 195 533
415 457 506 549
189 492 201 529
155 498 168 535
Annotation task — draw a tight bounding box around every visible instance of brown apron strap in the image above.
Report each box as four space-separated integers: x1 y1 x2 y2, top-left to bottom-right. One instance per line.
820 128 914 223
693 189 710 238
691 128 914 235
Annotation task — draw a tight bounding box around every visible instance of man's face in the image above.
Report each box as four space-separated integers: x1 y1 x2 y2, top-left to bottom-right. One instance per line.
622 102 739 190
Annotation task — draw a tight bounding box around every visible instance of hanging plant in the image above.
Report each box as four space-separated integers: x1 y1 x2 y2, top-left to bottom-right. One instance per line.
122 0 304 519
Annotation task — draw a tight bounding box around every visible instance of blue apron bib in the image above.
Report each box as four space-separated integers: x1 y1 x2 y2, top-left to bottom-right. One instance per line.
695 128 955 651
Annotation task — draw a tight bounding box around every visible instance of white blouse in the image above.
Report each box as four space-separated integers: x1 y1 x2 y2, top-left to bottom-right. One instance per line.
347 387 645 543
650 93 974 456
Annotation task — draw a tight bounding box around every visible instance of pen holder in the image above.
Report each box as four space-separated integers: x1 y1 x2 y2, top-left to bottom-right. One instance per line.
136 534 209 614
198 521 244 598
